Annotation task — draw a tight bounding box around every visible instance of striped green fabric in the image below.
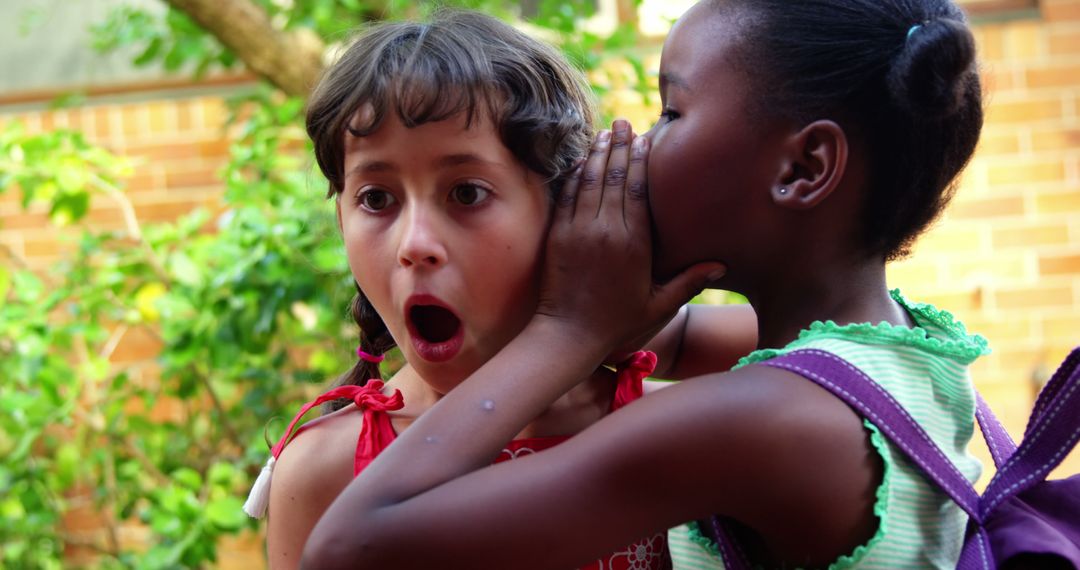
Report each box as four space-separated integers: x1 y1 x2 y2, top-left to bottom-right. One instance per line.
669 290 989 569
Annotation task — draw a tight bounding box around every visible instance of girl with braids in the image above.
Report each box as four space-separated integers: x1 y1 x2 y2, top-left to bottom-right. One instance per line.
244 9 755 570
299 0 996 568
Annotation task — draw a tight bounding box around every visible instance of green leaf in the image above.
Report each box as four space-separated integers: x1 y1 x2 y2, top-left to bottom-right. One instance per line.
168 252 205 287
47 190 91 225
205 496 246 530
171 467 202 490
0 265 11 301
54 444 79 488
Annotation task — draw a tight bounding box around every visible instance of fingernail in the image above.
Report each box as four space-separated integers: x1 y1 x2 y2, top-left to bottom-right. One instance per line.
598 130 611 143
633 136 649 155
613 119 628 135
707 267 726 281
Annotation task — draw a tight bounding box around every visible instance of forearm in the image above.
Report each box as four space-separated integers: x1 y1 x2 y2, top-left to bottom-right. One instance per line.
640 304 689 378
648 304 758 380
301 316 609 568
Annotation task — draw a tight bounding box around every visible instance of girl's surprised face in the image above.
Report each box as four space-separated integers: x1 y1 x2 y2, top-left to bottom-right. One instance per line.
338 111 550 393
645 3 791 285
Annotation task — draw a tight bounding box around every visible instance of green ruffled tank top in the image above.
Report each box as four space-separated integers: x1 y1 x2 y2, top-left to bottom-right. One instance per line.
668 290 989 569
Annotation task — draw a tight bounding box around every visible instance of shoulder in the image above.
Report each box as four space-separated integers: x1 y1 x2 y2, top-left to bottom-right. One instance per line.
270 406 364 512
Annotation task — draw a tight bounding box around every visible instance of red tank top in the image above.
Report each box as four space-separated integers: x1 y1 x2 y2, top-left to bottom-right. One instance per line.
270 351 670 569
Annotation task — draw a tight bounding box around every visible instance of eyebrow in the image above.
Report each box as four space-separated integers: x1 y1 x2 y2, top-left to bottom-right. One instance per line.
436 153 497 169
659 72 691 93
348 153 500 179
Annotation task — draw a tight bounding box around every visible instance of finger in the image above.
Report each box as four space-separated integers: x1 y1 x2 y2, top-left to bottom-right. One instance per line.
575 129 612 222
651 262 727 321
622 134 650 233
598 119 633 221
554 163 583 220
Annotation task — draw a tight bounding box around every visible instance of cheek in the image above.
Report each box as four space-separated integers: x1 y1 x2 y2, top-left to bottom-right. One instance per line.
342 222 393 309
477 220 546 310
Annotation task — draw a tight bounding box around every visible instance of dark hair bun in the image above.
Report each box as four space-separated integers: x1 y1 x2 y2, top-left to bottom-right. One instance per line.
888 18 977 120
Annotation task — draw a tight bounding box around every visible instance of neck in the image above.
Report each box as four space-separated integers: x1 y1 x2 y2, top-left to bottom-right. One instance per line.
744 258 911 351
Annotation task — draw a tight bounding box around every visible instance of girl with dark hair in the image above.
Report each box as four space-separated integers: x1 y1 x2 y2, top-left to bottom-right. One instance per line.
244 9 755 570
300 0 992 568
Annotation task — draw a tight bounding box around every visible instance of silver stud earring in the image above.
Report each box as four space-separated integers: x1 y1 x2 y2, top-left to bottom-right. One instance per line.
778 187 789 195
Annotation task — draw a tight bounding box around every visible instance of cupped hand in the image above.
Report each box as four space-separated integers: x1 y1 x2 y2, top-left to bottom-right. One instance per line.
536 119 725 358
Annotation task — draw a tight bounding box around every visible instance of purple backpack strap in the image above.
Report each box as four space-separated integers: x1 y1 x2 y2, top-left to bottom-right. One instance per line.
975 394 1016 469
760 349 983 520
1026 347 1080 439
980 347 1080 518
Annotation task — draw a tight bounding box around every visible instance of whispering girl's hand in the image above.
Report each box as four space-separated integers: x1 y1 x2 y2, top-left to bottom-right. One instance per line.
536 119 725 359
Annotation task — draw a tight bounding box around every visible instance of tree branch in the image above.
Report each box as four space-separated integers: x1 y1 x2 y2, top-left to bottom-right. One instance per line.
163 0 326 98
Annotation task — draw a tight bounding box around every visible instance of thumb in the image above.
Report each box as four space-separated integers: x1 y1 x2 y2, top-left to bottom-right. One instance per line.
651 262 726 316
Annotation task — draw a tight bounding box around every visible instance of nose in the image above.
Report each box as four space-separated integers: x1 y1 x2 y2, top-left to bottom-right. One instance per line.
397 205 447 268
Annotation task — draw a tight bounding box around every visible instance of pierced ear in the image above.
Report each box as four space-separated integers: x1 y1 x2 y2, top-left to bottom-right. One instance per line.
772 120 848 210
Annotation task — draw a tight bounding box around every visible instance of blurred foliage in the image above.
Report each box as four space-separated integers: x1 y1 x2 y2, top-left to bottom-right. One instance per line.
1 0 656 567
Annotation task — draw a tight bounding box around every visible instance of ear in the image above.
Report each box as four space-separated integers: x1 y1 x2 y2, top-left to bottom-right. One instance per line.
771 120 848 210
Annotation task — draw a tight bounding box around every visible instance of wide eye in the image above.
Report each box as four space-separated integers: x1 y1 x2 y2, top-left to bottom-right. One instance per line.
356 188 397 212
450 183 491 206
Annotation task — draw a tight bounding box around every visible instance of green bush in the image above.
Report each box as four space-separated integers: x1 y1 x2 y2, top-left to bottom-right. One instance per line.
1 1 659 567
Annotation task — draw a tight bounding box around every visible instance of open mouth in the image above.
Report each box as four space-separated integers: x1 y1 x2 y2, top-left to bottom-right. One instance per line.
410 304 462 344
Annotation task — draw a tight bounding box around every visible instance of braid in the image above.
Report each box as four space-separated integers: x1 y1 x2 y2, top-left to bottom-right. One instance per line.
321 283 397 414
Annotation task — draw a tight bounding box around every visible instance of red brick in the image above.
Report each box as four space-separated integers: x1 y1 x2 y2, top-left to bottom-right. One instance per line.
985 98 1064 123
974 25 1007 61
1035 190 1080 214
146 102 174 135
913 289 986 314
1043 313 1080 340
126 142 202 162
992 222 1071 248
120 106 146 138
23 238 74 258
976 130 1022 155
199 99 229 130
124 167 163 194
968 315 1037 343
39 112 55 132
950 253 1030 283
1030 127 1080 152
1 211 51 230
133 198 215 223
987 159 1065 185
1048 27 1080 55
1044 0 1080 22
949 195 1026 219
198 139 232 159
1039 253 1080 276
176 100 196 132
92 107 114 140
164 167 225 191
887 260 943 285
995 284 1075 309
1025 62 1080 89
108 326 164 363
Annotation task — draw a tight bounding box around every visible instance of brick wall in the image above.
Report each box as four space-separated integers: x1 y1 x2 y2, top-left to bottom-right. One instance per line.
0 89 263 569
0 92 235 272
1 1 1078 565
887 0 1080 477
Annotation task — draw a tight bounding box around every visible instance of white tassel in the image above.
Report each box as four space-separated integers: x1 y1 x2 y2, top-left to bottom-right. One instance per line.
243 455 276 518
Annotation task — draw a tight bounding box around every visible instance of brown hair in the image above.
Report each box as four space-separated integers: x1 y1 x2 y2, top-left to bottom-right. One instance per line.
306 9 596 412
